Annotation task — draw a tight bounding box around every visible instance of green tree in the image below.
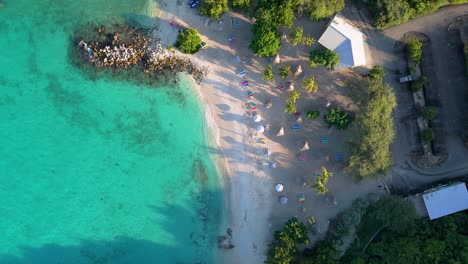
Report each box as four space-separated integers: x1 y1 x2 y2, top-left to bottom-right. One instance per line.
421 128 435 144
305 0 345 21
310 49 340 69
199 0 228 20
279 65 292 79
285 217 309 245
407 39 423 63
257 0 295 28
285 102 297 114
325 107 352 129
300 240 339 264
422 106 438 121
250 22 281 57
369 65 384 80
302 35 315 47
346 78 396 178
411 75 427 92
287 90 300 104
306 110 320 119
263 64 274 81
373 0 412 29
229 0 251 10
313 167 332 195
174 28 202 54
371 196 417 234
290 26 304 46
303 76 318 93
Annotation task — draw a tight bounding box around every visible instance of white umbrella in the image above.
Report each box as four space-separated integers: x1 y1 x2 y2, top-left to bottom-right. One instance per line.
275 184 284 192
256 125 265 133
253 114 262 122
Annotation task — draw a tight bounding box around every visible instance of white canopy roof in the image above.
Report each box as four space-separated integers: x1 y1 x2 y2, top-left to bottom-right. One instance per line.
423 182 468 220
318 13 366 68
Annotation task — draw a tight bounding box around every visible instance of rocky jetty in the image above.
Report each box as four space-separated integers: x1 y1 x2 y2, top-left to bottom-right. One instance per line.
74 23 208 83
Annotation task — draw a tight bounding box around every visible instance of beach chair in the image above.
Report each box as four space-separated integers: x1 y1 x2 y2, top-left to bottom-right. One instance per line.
278 85 285 91
321 137 329 144
298 155 307 161
308 216 316 225
314 173 321 177
243 82 249 87
251 106 258 111
238 69 246 76
335 153 343 161
247 90 254 98
297 194 305 202
293 123 300 130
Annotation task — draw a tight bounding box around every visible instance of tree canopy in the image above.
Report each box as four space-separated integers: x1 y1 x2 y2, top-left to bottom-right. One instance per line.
346 76 396 178
310 49 340 69
250 22 281 57
199 0 228 20
407 39 423 63
174 28 202 54
305 0 345 21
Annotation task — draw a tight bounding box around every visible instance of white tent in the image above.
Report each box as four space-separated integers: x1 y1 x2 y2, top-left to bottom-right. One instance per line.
256 125 265 133
318 13 367 68
275 184 284 192
253 114 262 122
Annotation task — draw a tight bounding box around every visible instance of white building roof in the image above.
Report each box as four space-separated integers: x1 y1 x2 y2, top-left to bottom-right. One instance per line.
422 182 468 220
318 13 366 69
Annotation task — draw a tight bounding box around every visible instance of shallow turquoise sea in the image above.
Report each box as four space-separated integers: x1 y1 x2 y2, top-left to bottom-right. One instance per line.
0 0 222 263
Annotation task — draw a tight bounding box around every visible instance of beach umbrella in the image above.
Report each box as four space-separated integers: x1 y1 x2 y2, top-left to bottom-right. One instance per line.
286 82 294 92
294 65 303 76
256 125 265 133
264 99 272 109
276 127 285 137
268 161 277 168
298 140 309 151
275 183 284 192
273 54 281 65
253 114 262 122
279 196 288 204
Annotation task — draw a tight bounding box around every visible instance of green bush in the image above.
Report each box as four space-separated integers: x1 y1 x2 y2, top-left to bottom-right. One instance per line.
332 198 370 249
229 0 251 10
306 111 320 119
421 128 435 144
199 0 228 20
285 102 297 114
174 28 202 54
407 39 423 63
249 22 281 57
263 64 274 82
305 0 345 21
410 75 427 92
346 78 396 178
325 107 352 129
369 65 384 80
422 106 438 121
310 49 340 70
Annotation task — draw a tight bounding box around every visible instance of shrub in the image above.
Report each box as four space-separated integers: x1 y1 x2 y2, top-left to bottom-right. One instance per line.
249 22 281 57
303 76 319 93
305 0 345 21
229 0 251 10
421 128 435 144
422 106 438 121
407 39 423 63
346 79 396 178
310 49 340 70
306 111 320 119
279 65 292 79
325 107 352 129
174 28 202 54
409 67 416 75
263 64 274 82
369 65 384 80
372 0 412 29
199 0 228 20
410 75 427 92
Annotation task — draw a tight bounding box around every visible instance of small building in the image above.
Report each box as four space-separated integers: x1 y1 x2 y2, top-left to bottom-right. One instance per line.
422 182 468 220
318 13 366 69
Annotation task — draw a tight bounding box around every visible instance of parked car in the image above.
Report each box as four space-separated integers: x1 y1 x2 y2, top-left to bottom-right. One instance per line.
399 75 414 83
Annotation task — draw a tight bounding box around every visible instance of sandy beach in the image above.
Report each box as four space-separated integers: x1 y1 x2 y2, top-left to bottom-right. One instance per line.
154 1 385 263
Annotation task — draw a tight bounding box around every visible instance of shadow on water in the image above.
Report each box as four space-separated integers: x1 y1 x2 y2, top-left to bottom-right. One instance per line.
0 198 224 264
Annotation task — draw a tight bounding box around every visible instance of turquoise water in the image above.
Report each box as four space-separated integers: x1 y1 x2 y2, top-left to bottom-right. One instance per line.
0 1 222 263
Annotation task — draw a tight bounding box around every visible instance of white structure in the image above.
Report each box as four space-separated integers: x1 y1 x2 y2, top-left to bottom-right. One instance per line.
318 13 366 69
422 182 468 220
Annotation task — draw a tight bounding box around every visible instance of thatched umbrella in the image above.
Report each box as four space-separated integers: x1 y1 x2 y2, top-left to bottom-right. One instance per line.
273 54 281 65
295 115 302 123
297 140 309 151
286 82 294 92
264 99 272 109
294 65 303 76
276 126 285 137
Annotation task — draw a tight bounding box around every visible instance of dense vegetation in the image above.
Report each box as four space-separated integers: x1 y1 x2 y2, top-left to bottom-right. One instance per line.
175 28 202 54
346 67 396 178
305 0 345 21
365 0 468 29
265 217 309 264
325 107 352 129
229 0 252 10
285 91 301 114
422 105 438 121
309 49 340 69
343 200 468 264
407 39 423 63
250 22 281 57
410 75 427 92
199 0 228 20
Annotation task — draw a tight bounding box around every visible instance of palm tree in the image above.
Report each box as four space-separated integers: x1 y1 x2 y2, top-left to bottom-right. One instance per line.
314 166 333 195
289 91 301 103
263 64 274 81
290 26 303 46
303 76 318 93
279 65 292 79
285 102 296 114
